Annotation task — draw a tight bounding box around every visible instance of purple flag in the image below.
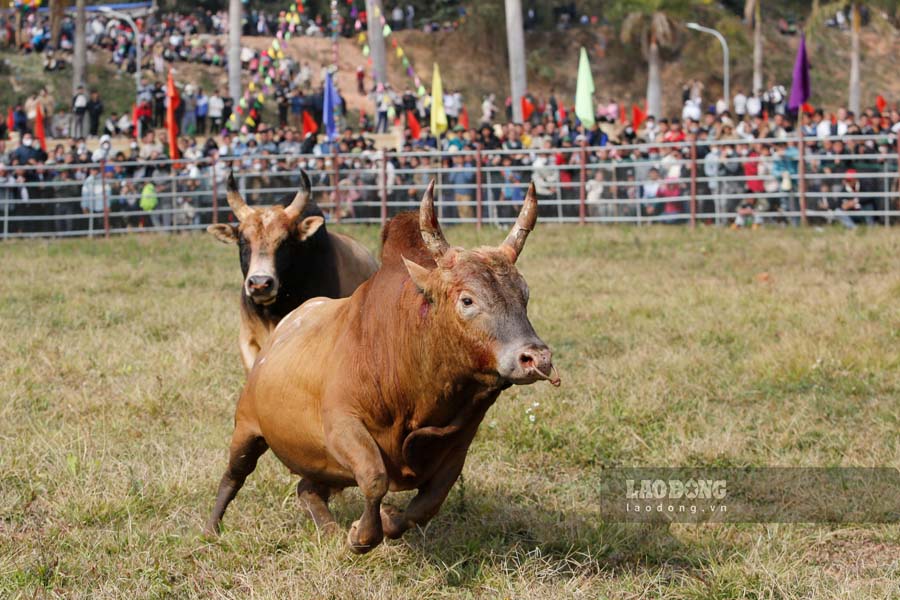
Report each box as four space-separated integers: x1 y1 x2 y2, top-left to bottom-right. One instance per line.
788 34 810 111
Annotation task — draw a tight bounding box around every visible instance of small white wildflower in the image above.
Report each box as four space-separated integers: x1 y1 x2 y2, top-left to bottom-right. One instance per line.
529 414 536 423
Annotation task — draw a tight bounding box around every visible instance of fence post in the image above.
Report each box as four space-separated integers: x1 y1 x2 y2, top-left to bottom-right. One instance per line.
380 149 388 227
798 131 807 226
210 157 219 225
893 133 900 228
101 159 110 238
475 147 483 230
332 147 341 223
689 139 697 228
579 142 587 225
2 196 8 240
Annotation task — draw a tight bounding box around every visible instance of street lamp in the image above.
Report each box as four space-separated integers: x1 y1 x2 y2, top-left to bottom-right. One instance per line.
99 7 143 124
686 22 730 111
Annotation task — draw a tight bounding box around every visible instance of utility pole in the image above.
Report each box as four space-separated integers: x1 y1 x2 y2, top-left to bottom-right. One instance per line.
504 0 527 122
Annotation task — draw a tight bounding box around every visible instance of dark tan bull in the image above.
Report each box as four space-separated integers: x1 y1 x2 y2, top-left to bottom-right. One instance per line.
205 181 559 552
208 172 378 372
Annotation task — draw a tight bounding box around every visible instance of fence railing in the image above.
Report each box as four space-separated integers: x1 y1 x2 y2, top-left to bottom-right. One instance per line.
1 134 899 238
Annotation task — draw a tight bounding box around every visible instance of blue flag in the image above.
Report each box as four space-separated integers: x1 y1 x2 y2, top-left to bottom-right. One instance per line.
323 71 341 142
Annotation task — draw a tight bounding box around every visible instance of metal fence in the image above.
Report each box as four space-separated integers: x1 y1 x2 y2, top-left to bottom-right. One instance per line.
2 134 899 239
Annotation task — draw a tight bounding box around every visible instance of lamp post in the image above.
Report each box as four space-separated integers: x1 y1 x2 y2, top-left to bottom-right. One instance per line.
686 22 729 111
99 7 143 127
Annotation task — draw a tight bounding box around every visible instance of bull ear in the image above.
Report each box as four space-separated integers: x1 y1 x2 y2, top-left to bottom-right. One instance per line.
207 223 238 244
403 256 432 293
296 215 324 241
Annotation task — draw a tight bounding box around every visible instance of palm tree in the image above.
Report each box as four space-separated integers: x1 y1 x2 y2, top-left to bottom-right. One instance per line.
73 0 86 92
228 0 242 102
504 0 527 122
620 11 678 119
50 0 69 48
365 0 387 88
848 3 861 114
745 0 763 95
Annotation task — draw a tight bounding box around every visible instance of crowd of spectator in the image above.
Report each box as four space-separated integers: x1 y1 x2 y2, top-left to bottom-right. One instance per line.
1 90 898 236
1 5 899 234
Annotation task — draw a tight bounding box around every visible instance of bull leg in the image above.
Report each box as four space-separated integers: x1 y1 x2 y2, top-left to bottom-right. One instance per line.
204 425 268 536
381 447 467 540
238 319 261 374
297 478 337 531
323 414 388 554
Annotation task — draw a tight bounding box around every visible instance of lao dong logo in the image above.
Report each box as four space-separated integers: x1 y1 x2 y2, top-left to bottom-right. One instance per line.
625 478 727 500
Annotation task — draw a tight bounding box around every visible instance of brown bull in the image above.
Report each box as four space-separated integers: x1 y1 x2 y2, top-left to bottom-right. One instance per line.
205 181 559 552
208 172 378 372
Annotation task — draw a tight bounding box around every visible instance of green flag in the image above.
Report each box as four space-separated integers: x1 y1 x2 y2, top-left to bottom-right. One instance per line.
575 47 595 128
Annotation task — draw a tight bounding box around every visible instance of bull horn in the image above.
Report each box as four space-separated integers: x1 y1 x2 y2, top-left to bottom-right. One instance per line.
226 171 253 221
418 179 449 261
284 170 311 219
501 182 538 263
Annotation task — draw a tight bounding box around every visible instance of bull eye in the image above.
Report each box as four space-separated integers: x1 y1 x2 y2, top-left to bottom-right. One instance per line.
461 297 474 307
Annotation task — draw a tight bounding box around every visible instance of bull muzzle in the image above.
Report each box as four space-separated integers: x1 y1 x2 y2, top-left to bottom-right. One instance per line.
501 342 560 387
246 274 278 304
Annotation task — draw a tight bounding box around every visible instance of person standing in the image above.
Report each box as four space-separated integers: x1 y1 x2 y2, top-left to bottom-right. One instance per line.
71 86 89 138
356 66 365 95
80 166 111 236
195 88 209 135
222 92 234 128
208 91 224 133
152 81 167 128
87 91 104 137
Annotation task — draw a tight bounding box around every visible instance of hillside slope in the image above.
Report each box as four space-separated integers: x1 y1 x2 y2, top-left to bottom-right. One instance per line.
1 5 897 128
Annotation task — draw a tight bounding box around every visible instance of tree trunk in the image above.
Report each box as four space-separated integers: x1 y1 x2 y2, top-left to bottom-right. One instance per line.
848 3 861 114
365 0 387 88
50 0 68 48
646 36 662 119
73 0 86 93
504 0 527 123
228 0 242 102
752 1 763 95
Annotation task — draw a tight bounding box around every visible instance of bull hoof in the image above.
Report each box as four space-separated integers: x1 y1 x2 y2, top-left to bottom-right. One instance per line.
202 521 221 538
380 504 407 540
347 520 381 554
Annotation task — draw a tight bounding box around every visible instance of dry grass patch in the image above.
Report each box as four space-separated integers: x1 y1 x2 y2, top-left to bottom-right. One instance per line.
1 225 899 598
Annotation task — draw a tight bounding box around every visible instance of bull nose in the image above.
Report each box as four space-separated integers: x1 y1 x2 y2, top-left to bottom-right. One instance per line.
519 345 553 375
247 275 275 293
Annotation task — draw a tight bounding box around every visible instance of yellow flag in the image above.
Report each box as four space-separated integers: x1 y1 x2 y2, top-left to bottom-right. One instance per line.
430 63 448 136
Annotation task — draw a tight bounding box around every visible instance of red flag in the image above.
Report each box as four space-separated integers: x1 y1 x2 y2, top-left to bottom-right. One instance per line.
165 70 180 160
520 96 534 121
302 110 319 136
406 110 421 140
459 105 470 130
557 103 566 125
631 103 646 131
132 103 139 139
34 103 46 151
875 94 887 113
800 102 814 115
6 107 13 133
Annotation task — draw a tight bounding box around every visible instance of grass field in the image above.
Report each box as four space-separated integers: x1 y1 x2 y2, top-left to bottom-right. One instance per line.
2 225 899 598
